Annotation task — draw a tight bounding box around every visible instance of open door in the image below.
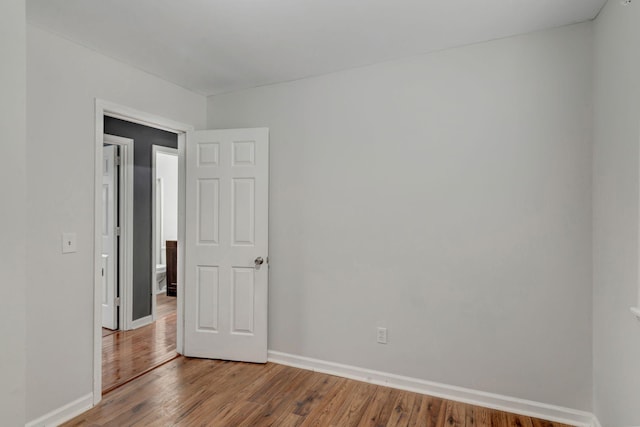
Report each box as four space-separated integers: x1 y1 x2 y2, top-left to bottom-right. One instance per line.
102 144 118 330
184 128 269 363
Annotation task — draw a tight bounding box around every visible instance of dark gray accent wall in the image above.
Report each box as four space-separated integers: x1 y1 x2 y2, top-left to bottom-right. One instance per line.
104 117 178 321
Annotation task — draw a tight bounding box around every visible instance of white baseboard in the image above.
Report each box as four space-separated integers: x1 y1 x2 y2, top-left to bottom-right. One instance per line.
25 393 93 427
130 314 153 330
268 350 596 427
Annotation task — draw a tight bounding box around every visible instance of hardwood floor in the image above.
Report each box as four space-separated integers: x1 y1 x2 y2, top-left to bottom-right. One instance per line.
102 328 117 338
156 292 178 318
67 355 574 427
102 293 177 393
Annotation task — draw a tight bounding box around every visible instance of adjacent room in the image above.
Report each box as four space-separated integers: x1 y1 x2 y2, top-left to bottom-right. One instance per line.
1 0 639 426
100 118 180 394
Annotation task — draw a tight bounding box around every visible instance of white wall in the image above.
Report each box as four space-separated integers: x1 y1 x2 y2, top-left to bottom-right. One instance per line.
26 25 206 422
592 1 640 425
0 1 27 425
208 23 594 410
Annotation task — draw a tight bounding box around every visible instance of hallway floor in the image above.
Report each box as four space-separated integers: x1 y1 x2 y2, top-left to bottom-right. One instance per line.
102 293 177 393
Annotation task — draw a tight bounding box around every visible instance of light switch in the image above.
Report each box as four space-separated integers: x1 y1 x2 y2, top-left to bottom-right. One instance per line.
62 232 77 253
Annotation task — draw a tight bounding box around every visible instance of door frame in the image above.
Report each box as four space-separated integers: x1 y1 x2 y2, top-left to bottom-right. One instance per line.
93 99 192 405
103 134 134 332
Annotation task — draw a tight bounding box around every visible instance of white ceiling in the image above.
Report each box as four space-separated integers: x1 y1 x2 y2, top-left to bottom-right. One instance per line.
26 0 606 96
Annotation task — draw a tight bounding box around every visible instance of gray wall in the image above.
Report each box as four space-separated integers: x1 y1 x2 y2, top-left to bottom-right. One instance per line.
208 23 594 410
593 0 640 425
0 0 26 425
104 117 178 321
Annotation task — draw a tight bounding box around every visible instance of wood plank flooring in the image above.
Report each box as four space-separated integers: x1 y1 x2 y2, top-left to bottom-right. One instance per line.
156 292 178 318
102 328 117 337
67 355 574 427
102 293 177 393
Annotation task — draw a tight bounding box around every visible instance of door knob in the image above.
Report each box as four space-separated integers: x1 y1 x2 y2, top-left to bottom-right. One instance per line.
254 257 264 267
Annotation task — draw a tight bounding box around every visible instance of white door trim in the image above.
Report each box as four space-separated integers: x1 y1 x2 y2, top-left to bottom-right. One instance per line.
103 134 134 332
93 99 193 405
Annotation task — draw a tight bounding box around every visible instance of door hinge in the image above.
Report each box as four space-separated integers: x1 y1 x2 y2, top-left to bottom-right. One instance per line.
115 156 121 166
101 268 104 277
115 226 121 236
115 297 121 307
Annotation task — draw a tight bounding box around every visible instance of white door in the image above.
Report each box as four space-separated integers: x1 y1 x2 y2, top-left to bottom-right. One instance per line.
184 128 269 363
102 145 118 330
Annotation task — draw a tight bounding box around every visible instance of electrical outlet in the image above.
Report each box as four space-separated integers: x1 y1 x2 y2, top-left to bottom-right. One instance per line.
376 327 388 344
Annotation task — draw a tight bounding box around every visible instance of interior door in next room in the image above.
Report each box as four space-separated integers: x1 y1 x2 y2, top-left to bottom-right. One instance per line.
102 144 119 330
184 128 269 363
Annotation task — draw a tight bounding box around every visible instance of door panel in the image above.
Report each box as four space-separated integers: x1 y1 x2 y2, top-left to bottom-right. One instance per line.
102 145 118 330
231 267 255 334
197 178 220 244
196 265 219 332
232 178 255 245
185 128 269 363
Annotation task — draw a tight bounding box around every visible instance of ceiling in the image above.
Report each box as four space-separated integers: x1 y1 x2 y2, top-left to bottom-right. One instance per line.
26 0 606 96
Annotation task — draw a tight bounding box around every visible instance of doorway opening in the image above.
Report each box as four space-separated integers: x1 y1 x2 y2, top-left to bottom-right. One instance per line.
93 100 191 403
100 119 180 393
152 146 179 305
